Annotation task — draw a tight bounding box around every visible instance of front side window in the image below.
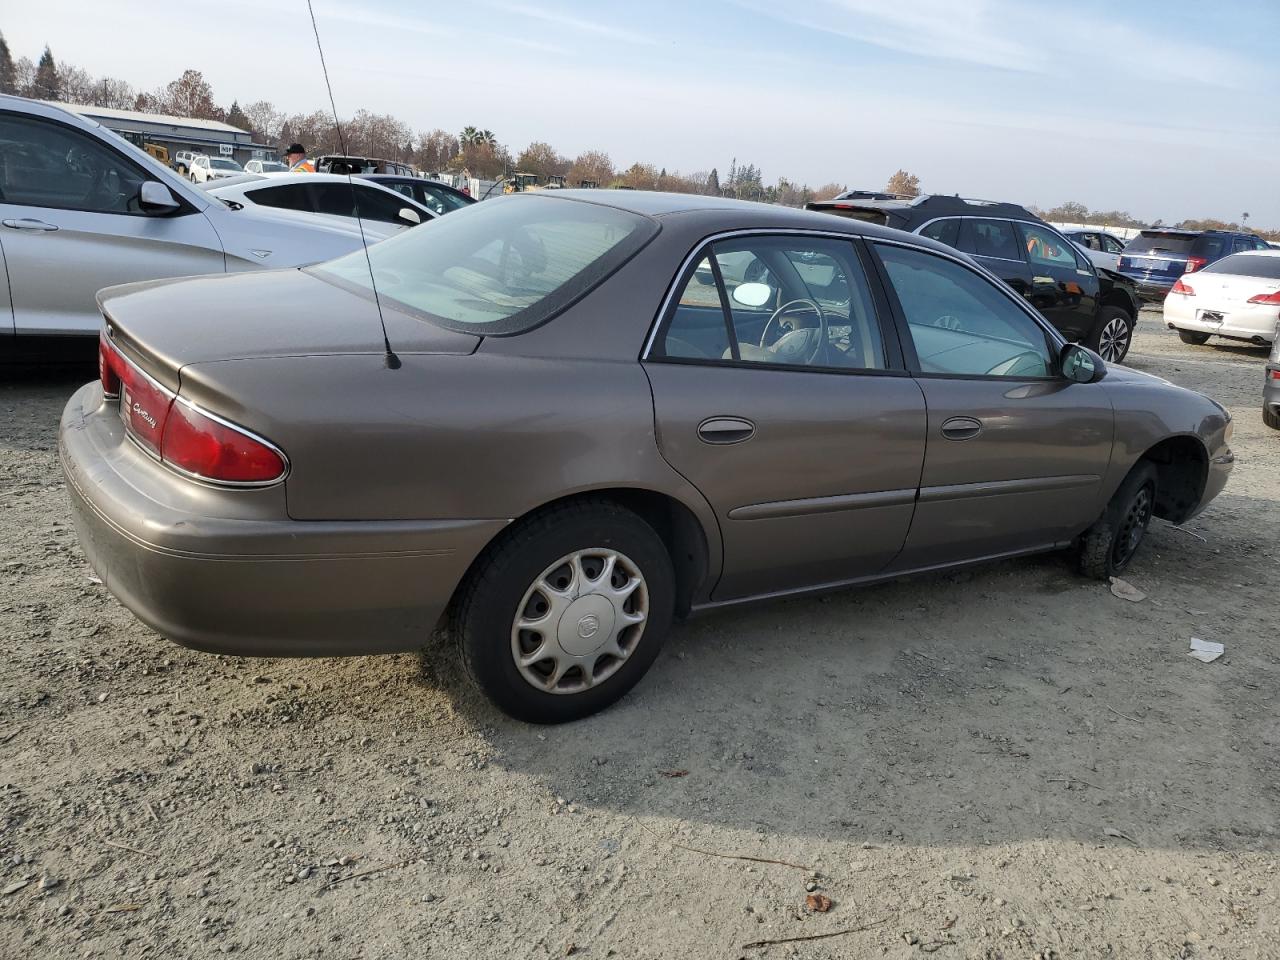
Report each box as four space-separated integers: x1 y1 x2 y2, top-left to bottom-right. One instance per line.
875 243 1054 379
421 183 471 213
1018 223 1080 269
0 113 149 215
658 235 887 371
312 194 657 334
1102 234 1126 254
964 218 1022 261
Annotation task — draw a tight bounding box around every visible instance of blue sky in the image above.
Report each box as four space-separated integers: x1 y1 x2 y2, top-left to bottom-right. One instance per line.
7 0 1280 225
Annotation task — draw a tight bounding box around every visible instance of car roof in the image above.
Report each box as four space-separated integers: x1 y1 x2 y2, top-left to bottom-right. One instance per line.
807 193 1040 223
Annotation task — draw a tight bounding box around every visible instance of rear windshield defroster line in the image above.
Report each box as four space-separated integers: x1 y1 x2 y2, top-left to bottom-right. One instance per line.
308 194 660 337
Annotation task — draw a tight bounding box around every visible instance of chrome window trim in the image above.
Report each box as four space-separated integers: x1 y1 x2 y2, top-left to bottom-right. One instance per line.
642 227 1068 361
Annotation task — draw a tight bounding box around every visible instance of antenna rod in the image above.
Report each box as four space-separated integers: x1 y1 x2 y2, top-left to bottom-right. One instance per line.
306 0 401 370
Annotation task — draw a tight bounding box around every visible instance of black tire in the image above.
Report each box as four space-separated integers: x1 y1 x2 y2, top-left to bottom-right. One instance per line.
1086 306 1134 363
1264 405 1280 430
451 500 675 723
1177 328 1211 346
1077 461 1158 580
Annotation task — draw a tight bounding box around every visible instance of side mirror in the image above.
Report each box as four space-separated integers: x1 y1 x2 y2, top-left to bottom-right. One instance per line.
731 281 773 308
1061 343 1106 383
398 207 422 226
138 181 180 215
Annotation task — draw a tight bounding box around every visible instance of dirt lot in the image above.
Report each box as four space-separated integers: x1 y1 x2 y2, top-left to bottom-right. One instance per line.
2 310 1278 960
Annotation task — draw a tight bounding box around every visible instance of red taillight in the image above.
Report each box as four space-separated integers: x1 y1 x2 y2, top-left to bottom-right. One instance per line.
1246 291 1280 305
1271 369 1280 380
99 327 286 486
1185 256 1208 273
1170 278 1195 296
99 331 121 398
160 401 287 485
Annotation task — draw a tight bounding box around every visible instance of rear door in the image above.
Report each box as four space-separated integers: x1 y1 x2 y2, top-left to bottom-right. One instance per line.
955 217 1035 299
644 233 927 600
0 110 225 337
1014 221 1100 341
868 240 1114 568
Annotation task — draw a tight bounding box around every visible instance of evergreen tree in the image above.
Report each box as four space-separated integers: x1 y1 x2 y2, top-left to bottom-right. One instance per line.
32 45 60 100
0 33 15 96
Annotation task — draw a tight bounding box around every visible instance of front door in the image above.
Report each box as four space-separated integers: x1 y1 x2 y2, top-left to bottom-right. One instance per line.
1014 221 1101 342
869 241 1114 569
644 233 927 600
0 110 225 337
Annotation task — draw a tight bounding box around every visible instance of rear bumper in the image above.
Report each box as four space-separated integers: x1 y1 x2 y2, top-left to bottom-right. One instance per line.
1165 307 1278 343
60 382 507 657
1127 278 1176 301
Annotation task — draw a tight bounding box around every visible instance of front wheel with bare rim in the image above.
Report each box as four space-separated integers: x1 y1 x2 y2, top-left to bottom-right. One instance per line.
452 501 674 723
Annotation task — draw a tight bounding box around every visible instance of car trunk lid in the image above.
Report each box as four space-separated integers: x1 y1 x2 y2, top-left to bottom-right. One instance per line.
98 268 480 390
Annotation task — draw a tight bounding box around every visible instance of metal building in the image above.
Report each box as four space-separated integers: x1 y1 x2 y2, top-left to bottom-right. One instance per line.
46 101 276 168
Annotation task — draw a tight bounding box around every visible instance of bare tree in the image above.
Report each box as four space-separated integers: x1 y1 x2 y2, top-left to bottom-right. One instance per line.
415 129 460 173
243 101 283 142
91 77 136 110
516 141 569 179
158 69 221 120
59 64 95 104
567 150 614 187
884 169 920 197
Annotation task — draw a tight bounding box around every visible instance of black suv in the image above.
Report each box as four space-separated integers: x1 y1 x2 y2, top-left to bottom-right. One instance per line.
806 193 1141 362
1118 229 1269 302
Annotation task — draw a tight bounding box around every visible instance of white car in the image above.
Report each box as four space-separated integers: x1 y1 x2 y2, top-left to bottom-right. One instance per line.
207 172 437 232
189 154 244 184
1063 229 1127 271
244 159 288 174
1163 250 1280 346
0 96 402 344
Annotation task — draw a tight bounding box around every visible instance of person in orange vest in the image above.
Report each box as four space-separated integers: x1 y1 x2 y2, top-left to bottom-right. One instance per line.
284 143 315 173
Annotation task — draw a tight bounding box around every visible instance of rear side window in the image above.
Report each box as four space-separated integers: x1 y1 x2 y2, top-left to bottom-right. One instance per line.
1127 232 1195 256
246 183 313 212
919 218 961 248
1192 235 1228 262
1202 254 1280 279
312 194 657 335
962 218 1022 261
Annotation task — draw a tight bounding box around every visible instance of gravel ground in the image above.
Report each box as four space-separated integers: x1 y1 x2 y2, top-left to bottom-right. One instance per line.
2 310 1277 960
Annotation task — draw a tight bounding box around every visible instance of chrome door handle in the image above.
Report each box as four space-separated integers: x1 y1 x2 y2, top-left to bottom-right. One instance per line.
697 416 755 444
940 416 982 441
2 218 59 232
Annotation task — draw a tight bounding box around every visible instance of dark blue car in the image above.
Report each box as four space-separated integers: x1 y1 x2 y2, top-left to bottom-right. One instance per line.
1119 229 1269 302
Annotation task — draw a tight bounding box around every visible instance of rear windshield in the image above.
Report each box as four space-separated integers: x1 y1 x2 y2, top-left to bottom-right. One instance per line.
311 194 658 335
808 204 888 225
210 158 242 170
1202 254 1280 279
1126 232 1195 256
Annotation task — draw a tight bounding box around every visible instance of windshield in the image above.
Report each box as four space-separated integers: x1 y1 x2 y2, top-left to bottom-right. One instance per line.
259 161 287 172
211 158 242 171
311 195 657 334
1203 254 1280 279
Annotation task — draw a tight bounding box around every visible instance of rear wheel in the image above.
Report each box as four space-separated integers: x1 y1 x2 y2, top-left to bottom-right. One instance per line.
452 500 674 723
1177 329 1211 346
1077 462 1158 580
1087 307 1134 363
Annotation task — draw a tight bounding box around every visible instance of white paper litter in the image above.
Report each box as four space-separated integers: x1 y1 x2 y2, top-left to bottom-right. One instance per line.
1188 637 1224 663
1109 577 1146 602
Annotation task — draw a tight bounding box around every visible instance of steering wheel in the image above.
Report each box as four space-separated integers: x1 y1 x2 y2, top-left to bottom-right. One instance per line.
760 298 827 366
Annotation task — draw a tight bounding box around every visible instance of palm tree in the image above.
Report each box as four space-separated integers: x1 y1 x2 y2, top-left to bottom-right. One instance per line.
459 125 479 146
478 129 496 146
